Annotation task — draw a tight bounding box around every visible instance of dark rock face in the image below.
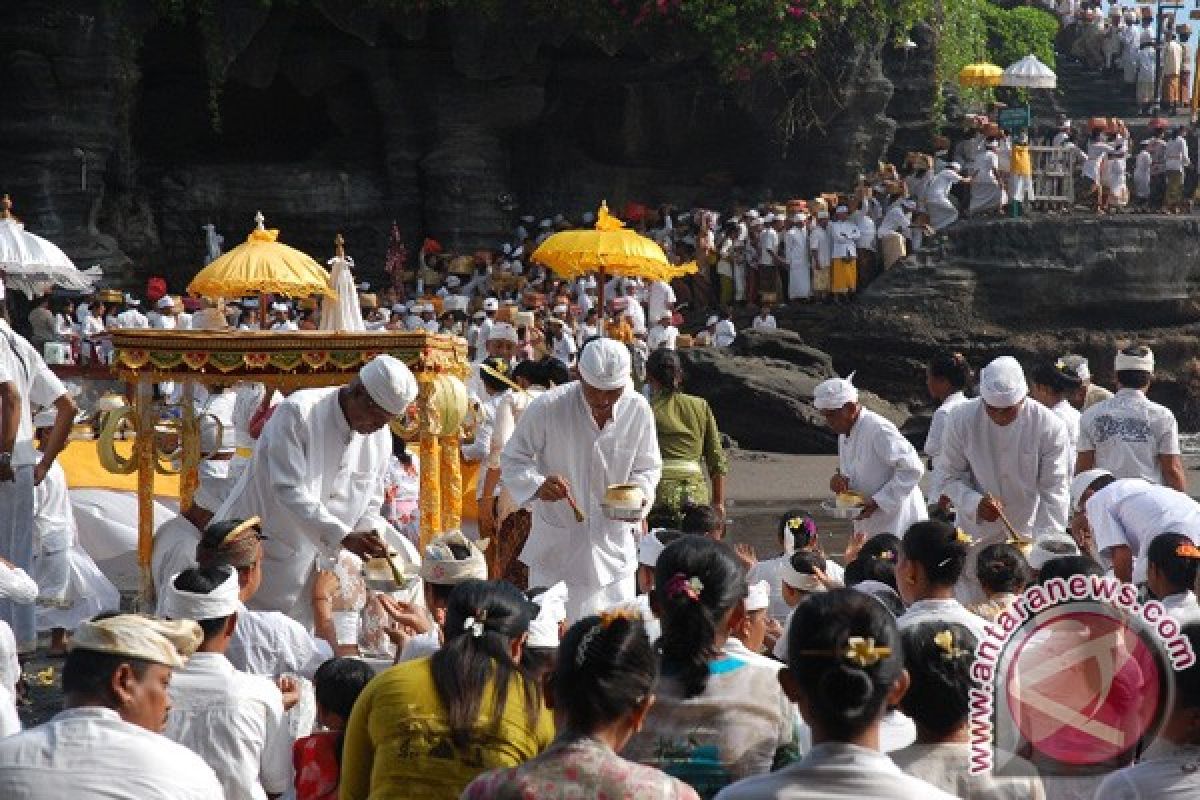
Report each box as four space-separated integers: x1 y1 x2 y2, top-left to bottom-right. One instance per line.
681 329 909 455
0 0 907 290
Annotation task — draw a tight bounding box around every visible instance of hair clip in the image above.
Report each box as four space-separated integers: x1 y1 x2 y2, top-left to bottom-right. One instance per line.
845 636 891 667
575 622 603 667
463 609 488 638
1177 543 1200 559
955 528 973 545
664 572 704 602
875 550 896 562
933 629 968 660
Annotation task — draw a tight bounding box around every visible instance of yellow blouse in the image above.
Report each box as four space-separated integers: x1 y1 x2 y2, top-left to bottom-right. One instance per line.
339 656 555 800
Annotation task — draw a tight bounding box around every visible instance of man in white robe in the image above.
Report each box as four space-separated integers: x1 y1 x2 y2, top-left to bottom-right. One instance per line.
215 355 417 626
0 320 76 654
934 356 1070 603
785 214 812 300
817 375 927 544
502 338 662 621
1071 469 1200 584
0 614 223 799
160 567 291 800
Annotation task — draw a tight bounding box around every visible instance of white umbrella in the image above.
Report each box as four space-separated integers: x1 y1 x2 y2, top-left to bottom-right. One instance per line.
1001 55 1057 90
0 194 101 298
319 233 365 331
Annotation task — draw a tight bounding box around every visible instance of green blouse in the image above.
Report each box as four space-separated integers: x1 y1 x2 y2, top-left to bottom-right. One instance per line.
650 391 728 475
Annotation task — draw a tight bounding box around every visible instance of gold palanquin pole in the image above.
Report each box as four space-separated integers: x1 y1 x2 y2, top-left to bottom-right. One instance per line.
108 329 468 606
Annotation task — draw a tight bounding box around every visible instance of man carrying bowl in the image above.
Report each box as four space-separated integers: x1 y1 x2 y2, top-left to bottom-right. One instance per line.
502 338 662 621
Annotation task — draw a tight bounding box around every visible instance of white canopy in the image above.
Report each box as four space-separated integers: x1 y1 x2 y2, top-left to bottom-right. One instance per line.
0 196 101 299
1002 55 1057 90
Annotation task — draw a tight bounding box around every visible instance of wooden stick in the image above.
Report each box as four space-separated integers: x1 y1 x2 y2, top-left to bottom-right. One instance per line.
987 494 1031 543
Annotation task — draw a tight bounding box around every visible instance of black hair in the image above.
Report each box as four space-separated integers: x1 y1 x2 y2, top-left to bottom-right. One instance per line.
171 566 236 637
898 622 978 738
1036 555 1104 584
975 543 1031 595
779 509 819 550
928 352 972 391
647 348 685 392
1030 362 1083 395
431 580 540 748
1116 370 1152 390
1084 473 1117 499
555 613 657 734
479 357 512 393
860 533 901 564
843 556 898 591
314 657 374 766
537 356 570 387
901 520 968 587
654 537 747 697
788 549 824 577
853 583 906 618
787 589 904 740
200 518 256 551
1147 533 1200 594
680 502 721 536
1177 624 1200 709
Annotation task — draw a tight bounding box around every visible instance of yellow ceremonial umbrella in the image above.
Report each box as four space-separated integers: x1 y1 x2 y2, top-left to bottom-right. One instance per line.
958 63 1004 88
531 202 698 311
187 211 334 327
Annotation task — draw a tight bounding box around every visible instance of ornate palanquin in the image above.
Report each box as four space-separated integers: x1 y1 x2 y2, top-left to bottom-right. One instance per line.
107 329 469 601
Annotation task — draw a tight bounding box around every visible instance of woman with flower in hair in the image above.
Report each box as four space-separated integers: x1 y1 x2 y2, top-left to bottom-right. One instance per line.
1146 532 1200 623
891 622 1045 799
896 521 988 641
745 509 841 627
339 580 553 800
464 611 699 799
622 536 799 798
716 590 957 799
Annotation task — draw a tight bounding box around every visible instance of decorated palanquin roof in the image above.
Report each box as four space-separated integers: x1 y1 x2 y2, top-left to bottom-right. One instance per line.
109 330 467 388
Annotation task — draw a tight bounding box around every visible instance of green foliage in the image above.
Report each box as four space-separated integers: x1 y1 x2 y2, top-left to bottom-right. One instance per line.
934 0 1057 124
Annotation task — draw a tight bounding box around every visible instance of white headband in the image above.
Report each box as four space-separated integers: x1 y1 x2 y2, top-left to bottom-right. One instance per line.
780 561 827 593
745 580 770 612
526 582 569 649
1114 348 1154 373
813 372 858 410
159 568 241 621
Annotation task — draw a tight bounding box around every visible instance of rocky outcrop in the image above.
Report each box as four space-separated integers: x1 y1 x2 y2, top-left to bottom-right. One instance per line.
681 329 910 454
1 0 907 290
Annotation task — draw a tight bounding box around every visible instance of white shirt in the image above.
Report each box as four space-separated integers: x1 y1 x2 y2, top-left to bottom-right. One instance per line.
164 652 291 800
897 597 989 642
879 206 912 237
714 319 737 348
1086 479 1200 583
623 297 647 334
924 391 969 483
112 308 149 328
229 602 332 679
749 555 843 625
839 409 928 537
1095 742 1200 799
0 564 37 696
809 225 832 268
751 315 777 330
151 515 201 600
646 324 679 351
829 220 861 259
0 684 17 738
1161 591 1200 625
714 742 958 800
1165 137 1190 172
552 332 578 364
461 393 500 498
501 383 662 616
785 226 809 269
218 387 390 620
0 707 223 799
1051 397 1081 454
934 398 1070 541
0 321 66 467
1078 388 1181 485
758 227 781 266
890 742 1046 799
646 281 676 324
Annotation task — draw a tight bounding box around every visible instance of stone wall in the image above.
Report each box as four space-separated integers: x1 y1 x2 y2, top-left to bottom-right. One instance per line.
1 0 908 291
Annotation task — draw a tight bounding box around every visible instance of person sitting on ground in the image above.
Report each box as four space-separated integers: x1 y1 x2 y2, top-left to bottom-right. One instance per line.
463 611 700 800
0 613 223 799
891 622 1045 799
1095 623 1200 799
1146 532 1200 624
843 533 901 591
968 542 1030 623
622 536 800 797
896 521 988 641
725 580 781 669
745 510 844 627
382 530 488 662
340 580 554 800
196 516 338 677
680 501 725 540
772 551 834 661
713 590 957 800
160 566 292 800
292 657 375 800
